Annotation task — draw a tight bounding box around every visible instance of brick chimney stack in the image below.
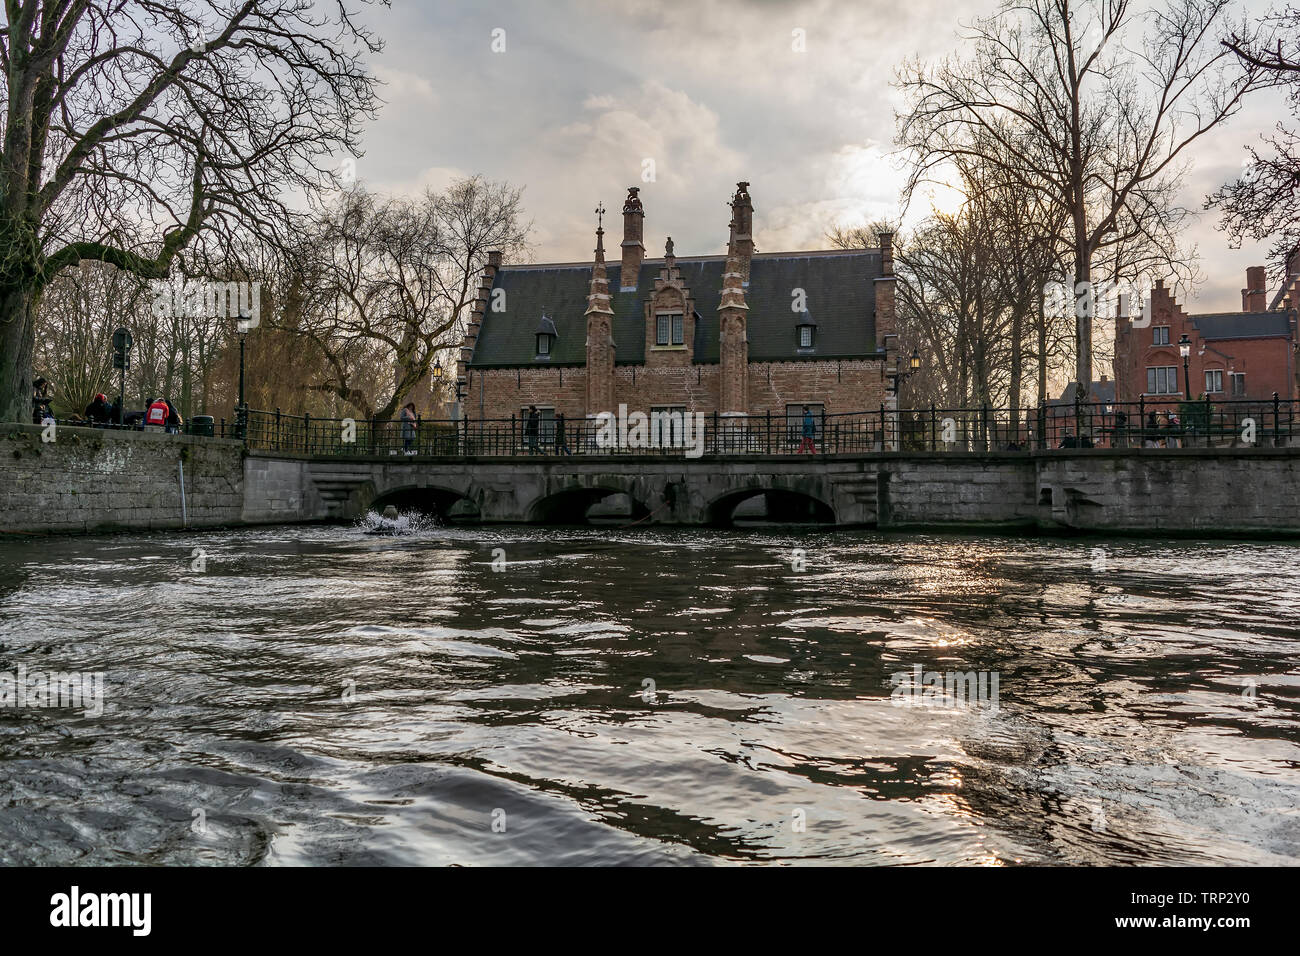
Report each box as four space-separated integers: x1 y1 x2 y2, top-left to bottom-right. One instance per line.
620 186 645 290
729 182 754 286
1243 266 1267 312
585 219 616 417
875 230 897 358
717 247 750 415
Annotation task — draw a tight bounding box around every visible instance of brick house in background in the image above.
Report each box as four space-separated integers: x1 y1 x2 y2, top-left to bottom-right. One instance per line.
1114 253 1300 407
454 184 897 442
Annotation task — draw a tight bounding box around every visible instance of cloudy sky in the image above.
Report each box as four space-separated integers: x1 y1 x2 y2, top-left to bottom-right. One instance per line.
348 0 1289 313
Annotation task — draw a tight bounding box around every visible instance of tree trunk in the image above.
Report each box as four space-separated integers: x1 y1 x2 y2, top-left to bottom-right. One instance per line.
1037 295 1048 408
0 285 38 423
1074 230 1092 397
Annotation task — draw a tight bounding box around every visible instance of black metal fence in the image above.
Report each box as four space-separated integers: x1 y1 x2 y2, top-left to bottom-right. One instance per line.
54 396 1299 456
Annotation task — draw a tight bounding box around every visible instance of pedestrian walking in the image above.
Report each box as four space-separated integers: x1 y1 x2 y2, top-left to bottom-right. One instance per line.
798 405 816 454
525 405 540 455
555 411 571 455
401 402 418 455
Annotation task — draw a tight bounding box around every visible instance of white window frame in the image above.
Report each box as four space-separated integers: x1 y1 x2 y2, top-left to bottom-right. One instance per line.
655 312 684 347
1205 369 1223 394
1153 326 1170 346
1145 366 1180 395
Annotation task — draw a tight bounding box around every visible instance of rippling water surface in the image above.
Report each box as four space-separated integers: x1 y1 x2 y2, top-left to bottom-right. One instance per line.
1 522 1298 865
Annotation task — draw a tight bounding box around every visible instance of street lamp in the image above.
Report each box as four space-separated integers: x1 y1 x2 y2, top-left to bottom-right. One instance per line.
889 348 922 396
236 311 250 439
1178 332 1191 399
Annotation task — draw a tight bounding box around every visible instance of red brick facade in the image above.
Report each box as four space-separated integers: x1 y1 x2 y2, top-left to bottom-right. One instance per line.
1114 269 1300 407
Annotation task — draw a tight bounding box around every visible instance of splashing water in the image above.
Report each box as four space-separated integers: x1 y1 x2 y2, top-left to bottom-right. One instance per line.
356 508 440 536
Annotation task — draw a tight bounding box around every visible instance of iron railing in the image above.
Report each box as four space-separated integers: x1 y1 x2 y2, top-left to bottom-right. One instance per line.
52 395 1299 456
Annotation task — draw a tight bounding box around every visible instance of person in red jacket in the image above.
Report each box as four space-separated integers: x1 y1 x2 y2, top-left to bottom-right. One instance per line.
145 397 170 432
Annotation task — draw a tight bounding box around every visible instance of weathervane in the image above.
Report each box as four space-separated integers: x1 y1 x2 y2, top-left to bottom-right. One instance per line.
595 202 605 230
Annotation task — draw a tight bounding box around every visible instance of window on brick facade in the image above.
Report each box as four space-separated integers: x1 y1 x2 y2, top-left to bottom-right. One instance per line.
1205 369 1223 394
1153 326 1170 345
1145 366 1180 394
1231 372 1246 397
656 313 684 346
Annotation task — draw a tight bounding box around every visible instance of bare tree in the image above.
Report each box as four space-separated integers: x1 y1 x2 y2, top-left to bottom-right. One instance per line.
897 0 1267 396
283 177 530 420
0 0 382 423
1211 5 1300 268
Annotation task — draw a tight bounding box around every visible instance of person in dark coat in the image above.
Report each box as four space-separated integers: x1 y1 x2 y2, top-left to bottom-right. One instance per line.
525 405 540 455
400 402 417 454
554 411 571 455
164 397 183 434
83 393 113 425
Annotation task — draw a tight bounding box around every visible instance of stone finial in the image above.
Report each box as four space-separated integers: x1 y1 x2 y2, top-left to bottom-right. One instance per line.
621 186 646 288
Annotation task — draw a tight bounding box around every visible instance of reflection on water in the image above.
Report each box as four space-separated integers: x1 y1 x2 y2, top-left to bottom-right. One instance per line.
0 522 1297 865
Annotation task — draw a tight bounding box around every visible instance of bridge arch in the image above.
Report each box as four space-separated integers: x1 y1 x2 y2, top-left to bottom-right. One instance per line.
526 482 654 525
706 486 836 526
368 483 481 522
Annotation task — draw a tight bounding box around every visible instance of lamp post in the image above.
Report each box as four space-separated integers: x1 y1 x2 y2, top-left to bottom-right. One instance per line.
1178 333 1192 400
236 311 249 440
885 348 923 451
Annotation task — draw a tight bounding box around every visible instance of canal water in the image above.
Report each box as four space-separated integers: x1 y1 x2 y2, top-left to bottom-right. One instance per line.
0 521 1297 865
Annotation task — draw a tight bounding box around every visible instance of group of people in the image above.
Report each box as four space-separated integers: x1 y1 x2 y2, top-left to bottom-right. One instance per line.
523 405 571 455
31 375 186 434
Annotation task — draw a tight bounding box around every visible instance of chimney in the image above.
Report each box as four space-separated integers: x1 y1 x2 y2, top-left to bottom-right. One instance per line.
620 186 645 290
1243 265 1267 312
875 230 897 358
878 230 895 278
729 182 754 286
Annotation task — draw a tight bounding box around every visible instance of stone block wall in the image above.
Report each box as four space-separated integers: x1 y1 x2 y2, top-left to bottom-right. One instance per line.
0 424 244 534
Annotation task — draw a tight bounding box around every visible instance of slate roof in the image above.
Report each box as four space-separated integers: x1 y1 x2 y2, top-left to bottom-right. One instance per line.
468 249 883 367
1190 311 1293 340
1049 380 1116 406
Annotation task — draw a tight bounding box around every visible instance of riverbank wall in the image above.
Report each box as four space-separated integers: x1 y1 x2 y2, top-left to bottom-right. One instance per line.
1 423 244 534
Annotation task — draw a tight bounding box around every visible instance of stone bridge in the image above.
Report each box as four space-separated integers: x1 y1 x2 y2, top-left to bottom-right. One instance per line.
241 446 1300 532
256 452 879 525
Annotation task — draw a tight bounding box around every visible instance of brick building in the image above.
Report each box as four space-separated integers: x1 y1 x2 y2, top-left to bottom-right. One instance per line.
1114 255 1300 406
454 184 897 442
